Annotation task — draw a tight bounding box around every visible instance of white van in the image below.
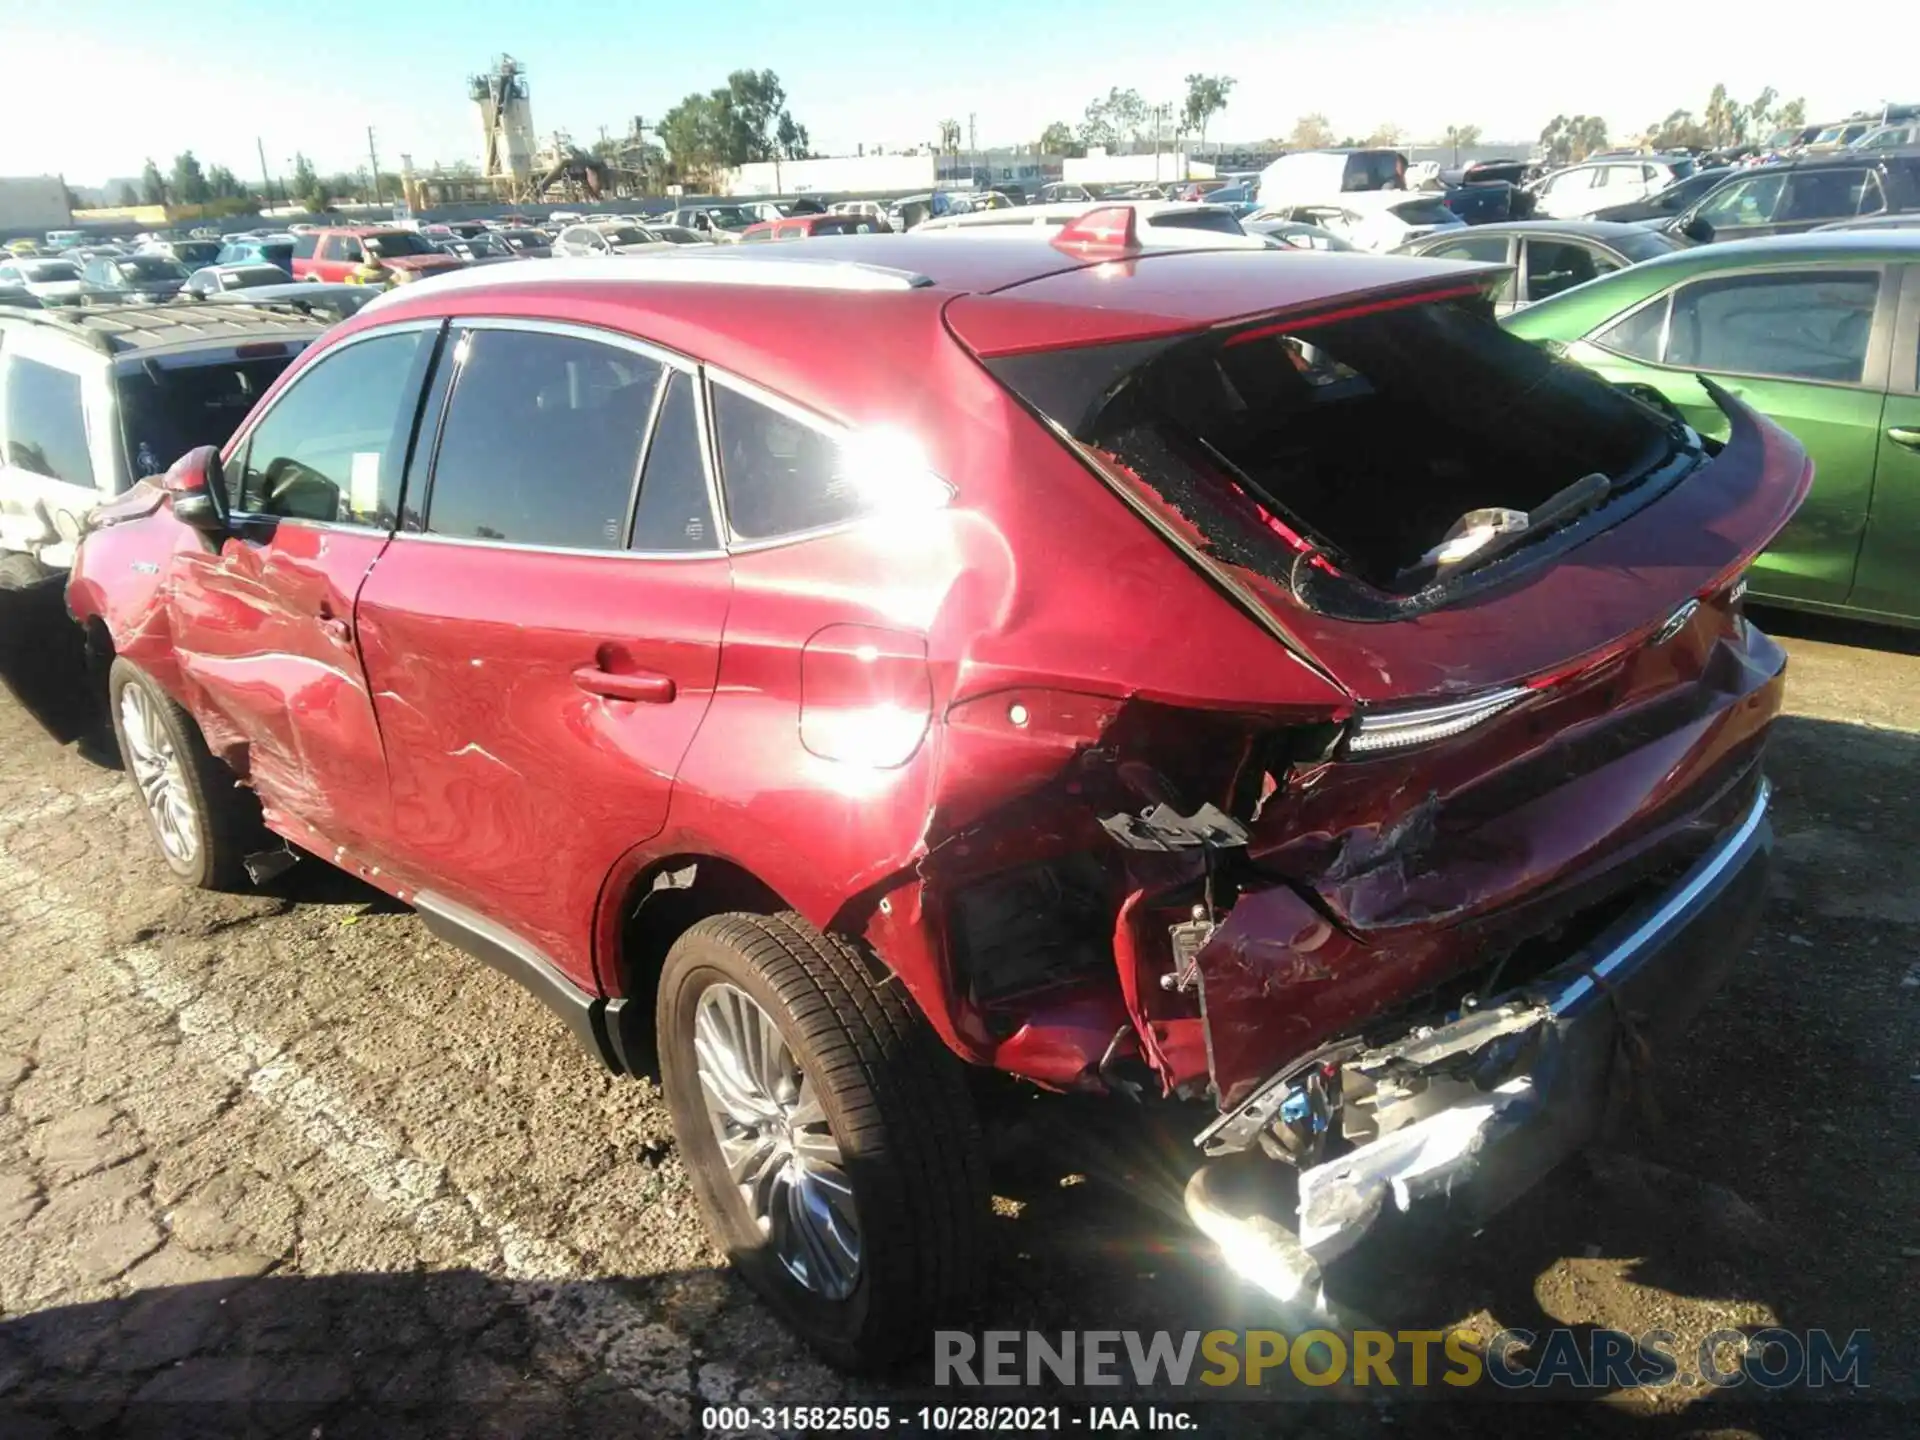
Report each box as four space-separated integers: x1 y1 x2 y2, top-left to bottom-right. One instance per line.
1256 150 1408 209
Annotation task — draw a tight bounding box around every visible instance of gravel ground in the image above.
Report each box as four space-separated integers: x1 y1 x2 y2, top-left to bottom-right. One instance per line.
0 608 1913 1438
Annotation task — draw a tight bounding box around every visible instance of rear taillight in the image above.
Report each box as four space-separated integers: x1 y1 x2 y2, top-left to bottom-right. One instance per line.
799 625 933 768
1345 687 1528 755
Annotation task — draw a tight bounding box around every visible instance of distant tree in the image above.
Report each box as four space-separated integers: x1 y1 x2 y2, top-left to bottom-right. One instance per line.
661 92 728 188
1181 74 1236 155
1079 88 1147 152
204 164 243 200
1745 86 1779 142
1776 97 1807 131
1364 122 1405 147
289 152 326 211
117 182 139 207
1289 113 1335 149
1703 84 1743 148
140 158 167 206
170 151 211 205
775 112 810 161
1538 114 1609 165
938 118 962 159
1445 123 1483 149
1645 110 1712 150
1038 121 1083 157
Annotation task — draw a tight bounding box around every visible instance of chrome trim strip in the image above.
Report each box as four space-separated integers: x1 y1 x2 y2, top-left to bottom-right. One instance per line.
382 529 726 562
451 314 697 373
1549 777 1771 1016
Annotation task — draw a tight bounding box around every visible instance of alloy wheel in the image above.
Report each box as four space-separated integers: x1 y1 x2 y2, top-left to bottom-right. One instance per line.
119 683 198 864
693 981 861 1300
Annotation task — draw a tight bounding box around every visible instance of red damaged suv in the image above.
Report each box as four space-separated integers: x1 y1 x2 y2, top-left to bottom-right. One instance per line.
67 216 1806 1367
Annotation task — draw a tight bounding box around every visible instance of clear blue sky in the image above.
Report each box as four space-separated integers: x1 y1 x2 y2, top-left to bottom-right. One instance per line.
6 0 1909 184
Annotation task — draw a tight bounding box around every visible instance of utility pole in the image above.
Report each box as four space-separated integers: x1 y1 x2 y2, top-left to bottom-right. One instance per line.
367 126 382 205
256 137 275 213
968 113 977 188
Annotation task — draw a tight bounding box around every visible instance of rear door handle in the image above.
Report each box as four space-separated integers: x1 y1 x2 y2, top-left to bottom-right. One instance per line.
572 665 676 704
1889 427 1920 452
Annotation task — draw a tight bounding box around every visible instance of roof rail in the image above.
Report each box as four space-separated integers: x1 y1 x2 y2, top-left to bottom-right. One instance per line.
358 253 934 315
0 306 114 353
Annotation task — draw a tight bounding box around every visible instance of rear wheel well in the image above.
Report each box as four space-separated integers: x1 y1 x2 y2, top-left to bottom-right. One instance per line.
613 856 787 1071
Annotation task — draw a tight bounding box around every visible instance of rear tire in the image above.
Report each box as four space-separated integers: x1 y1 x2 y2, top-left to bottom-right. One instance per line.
107 659 260 889
657 912 989 1370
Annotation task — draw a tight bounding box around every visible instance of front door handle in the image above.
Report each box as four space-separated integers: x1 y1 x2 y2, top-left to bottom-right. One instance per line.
1889 427 1920 452
572 665 675 704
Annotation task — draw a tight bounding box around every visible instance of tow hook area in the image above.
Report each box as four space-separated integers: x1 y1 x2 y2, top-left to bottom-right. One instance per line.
1186 997 1554 1302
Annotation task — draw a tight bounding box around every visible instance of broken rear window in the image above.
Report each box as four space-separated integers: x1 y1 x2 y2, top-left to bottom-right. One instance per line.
989 292 1688 617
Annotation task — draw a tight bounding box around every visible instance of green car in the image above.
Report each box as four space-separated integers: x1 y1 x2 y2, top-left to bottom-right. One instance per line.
1503 232 1920 625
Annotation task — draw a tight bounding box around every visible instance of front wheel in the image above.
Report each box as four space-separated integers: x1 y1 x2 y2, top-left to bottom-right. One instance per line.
107 659 259 889
657 913 989 1370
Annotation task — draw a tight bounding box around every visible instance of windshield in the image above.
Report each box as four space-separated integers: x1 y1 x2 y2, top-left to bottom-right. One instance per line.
116 353 303 477
172 242 222 267
704 208 753 230
603 227 654 245
116 256 188 281
23 261 80 282
361 232 436 258
1813 126 1848 145
500 231 543 248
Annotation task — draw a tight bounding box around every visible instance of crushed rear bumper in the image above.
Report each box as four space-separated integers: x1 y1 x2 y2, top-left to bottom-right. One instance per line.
1186 777 1772 1302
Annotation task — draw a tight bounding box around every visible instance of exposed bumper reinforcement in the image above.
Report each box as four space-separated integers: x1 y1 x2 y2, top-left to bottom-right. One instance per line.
1188 777 1773 1299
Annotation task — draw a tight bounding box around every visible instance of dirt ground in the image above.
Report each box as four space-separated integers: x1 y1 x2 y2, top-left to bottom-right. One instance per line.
0 607 1913 1438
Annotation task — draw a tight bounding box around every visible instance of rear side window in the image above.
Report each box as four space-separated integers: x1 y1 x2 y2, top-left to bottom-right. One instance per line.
1525 240 1620 302
1665 271 1880 383
1592 297 1668 362
1426 235 1509 263
630 372 715 552
1780 169 1874 222
427 329 659 548
232 331 428 524
293 235 318 260
712 384 869 542
2 357 92 489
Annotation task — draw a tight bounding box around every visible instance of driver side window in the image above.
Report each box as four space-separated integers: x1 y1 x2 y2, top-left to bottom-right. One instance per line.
229 331 431 527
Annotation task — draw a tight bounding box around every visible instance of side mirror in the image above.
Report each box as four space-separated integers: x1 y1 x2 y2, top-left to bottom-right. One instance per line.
1679 212 1716 244
161 445 230 537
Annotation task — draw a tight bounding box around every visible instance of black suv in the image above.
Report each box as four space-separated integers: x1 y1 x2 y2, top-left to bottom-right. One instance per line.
1670 150 1920 244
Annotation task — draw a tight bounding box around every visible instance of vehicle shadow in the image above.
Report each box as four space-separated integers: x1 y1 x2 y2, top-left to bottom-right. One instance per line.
0 1268 708 1439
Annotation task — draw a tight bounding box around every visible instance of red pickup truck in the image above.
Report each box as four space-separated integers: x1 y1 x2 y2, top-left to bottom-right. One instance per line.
290 227 463 285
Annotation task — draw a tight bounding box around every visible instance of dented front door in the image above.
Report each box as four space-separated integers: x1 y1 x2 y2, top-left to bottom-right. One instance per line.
168 325 440 852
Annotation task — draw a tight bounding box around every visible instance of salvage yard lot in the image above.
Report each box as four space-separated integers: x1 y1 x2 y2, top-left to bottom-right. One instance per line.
0 610 1914 1436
